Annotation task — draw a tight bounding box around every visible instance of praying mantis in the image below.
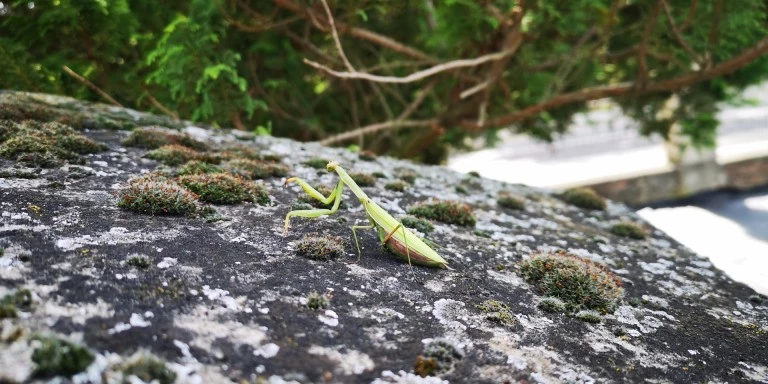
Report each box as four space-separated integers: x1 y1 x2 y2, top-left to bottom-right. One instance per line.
284 161 448 268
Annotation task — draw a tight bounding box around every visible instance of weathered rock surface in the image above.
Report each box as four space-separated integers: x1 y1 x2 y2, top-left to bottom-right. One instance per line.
1 91 767 383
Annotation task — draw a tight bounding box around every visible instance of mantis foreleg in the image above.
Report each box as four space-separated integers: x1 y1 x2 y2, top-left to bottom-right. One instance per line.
284 179 344 230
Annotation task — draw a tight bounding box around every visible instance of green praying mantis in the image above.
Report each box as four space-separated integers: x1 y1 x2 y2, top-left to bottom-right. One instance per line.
284 161 448 268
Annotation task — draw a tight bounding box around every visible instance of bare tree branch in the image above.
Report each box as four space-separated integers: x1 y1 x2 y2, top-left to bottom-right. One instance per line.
660 0 701 64
318 120 437 145
318 0 355 72
636 0 663 87
463 35 768 130
62 65 123 107
304 49 518 84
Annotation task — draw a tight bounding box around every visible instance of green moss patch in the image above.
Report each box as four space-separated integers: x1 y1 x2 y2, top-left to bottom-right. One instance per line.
476 299 516 326
295 233 345 261
497 192 525 210
117 177 200 216
178 160 222 175
303 158 329 169
222 158 289 179
178 173 270 205
121 352 177 384
0 288 33 319
0 120 107 167
306 291 330 310
575 309 602 324
519 251 624 313
350 172 376 187
127 254 152 269
610 221 648 239
538 297 567 313
396 169 417 184
145 144 200 166
385 180 409 192
400 216 434 234
408 200 476 227
559 187 606 211
32 335 94 378
123 127 207 150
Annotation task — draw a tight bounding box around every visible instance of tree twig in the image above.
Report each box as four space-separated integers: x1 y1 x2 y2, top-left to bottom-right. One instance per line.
143 90 179 120
318 120 437 145
636 0 663 88
660 0 701 64
62 65 123 107
304 49 518 84
318 0 355 71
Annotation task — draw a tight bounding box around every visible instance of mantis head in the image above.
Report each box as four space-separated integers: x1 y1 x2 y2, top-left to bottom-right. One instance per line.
326 161 340 172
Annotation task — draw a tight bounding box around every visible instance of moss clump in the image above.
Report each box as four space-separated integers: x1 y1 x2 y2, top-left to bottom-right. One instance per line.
385 180 409 192
372 171 386 179
400 216 434 234
177 160 222 175
396 169 417 184
560 187 606 211
358 150 377 161
123 127 207 150
0 120 107 167
408 200 476 227
350 172 376 187
222 158 289 179
415 339 463 377
519 251 624 313
117 177 200 216
178 173 270 205
145 144 200 166
127 254 151 269
0 288 33 319
306 291 330 310
575 310 602 324
303 158 328 169
467 171 481 177
476 299 516 326
538 297 567 313
121 353 176 384
295 233 345 261
455 185 468 195
32 335 94 378
610 221 648 239
473 229 492 238
497 192 525 210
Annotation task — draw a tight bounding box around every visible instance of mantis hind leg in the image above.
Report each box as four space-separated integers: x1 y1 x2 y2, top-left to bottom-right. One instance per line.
351 225 375 263
382 224 413 267
284 180 344 231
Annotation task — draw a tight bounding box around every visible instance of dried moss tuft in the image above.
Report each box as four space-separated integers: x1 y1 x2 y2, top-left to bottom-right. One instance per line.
408 200 476 227
306 291 330 310
145 144 200 166
497 192 525 210
117 177 200 215
295 233 345 261
0 120 107 167
123 127 207 150
177 160 222 175
222 158 289 179
575 309 602 324
178 173 270 205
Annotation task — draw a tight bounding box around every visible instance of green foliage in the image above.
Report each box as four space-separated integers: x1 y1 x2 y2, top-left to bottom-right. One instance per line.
0 120 107 167
519 251 624 314
408 200 476 227
2 1 767 160
178 173 270 205
295 233 345 261
560 187 607 211
32 335 94 378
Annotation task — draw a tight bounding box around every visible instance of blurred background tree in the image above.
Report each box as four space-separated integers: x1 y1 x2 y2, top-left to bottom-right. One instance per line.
1 0 767 163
